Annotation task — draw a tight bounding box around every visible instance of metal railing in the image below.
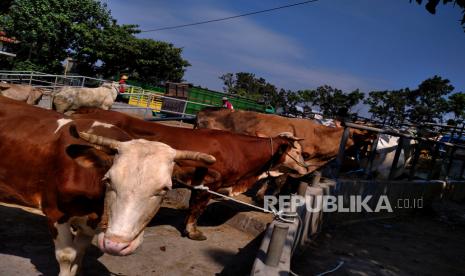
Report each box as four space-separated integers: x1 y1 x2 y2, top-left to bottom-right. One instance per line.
336 121 465 181
0 71 215 120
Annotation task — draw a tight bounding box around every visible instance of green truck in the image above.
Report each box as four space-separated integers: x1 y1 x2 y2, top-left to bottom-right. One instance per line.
126 81 275 115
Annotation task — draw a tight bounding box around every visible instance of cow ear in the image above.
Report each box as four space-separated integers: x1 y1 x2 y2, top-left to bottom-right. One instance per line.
66 144 113 169
255 131 269 138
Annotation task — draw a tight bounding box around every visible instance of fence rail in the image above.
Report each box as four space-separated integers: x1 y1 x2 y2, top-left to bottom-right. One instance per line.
338 121 465 181
0 71 215 120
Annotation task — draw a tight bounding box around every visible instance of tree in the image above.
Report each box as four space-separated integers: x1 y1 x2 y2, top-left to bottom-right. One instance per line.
0 0 190 84
413 0 465 32
311 85 364 117
219 72 279 103
364 89 409 125
129 39 190 84
448 92 465 122
1 0 113 72
407 75 453 123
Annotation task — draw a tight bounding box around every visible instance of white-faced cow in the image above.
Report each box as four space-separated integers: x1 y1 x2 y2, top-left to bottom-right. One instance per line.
0 96 215 276
71 107 307 240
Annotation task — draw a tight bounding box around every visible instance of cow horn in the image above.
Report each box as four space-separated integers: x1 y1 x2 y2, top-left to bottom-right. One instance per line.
79 132 121 150
174 150 216 164
278 132 304 141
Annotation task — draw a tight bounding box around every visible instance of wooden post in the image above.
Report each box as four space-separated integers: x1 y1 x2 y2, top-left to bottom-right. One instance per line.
365 133 380 179
335 127 351 178
389 137 406 180
265 224 289 267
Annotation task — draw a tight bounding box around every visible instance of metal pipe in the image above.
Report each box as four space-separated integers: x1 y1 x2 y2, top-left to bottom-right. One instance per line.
265 224 289 267
343 122 465 150
408 142 422 180
428 142 441 180
389 137 406 180
446 146 457 178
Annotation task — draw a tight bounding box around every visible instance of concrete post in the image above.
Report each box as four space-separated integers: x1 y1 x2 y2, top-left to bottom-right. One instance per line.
265 224 289 267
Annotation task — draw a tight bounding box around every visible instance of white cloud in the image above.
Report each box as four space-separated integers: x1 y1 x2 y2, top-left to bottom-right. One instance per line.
108 1 379 91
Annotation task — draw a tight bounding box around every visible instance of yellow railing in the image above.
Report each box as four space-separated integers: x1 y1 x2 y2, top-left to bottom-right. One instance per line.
125 86 163 112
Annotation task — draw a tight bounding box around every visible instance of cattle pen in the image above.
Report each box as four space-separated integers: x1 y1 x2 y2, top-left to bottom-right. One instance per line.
252 119 465 275
0 71 464 275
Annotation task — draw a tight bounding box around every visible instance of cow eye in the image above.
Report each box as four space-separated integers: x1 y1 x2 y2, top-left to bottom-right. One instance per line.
302 152 311 160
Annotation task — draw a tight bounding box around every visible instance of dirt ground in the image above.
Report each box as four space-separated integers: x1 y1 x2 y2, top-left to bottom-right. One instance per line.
0 204 261 276
292 201 465 276
2 197 465 276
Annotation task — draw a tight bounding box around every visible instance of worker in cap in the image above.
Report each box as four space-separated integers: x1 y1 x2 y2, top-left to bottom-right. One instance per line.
222 96 234 110
117 74 129 103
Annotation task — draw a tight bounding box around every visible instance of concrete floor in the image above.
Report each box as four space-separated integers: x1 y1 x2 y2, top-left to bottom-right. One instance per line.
0 203 263 276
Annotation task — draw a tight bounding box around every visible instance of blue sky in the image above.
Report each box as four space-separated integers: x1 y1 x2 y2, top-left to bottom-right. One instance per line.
106 0 465 109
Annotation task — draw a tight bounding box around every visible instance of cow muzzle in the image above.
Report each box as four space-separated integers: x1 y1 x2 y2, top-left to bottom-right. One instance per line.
97 231 144 256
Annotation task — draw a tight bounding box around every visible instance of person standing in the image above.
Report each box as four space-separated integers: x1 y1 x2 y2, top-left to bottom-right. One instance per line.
222 96 234 110
117 75 129 103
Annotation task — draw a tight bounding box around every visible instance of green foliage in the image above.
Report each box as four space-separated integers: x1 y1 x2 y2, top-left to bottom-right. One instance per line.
130 39 190 84
413 0 465 31
1 0 112 72
311 85 364 117
448 92 465 122
219 72 279 104
407 75 453 123
0 0 190 84
220 72 364 117
364 89 409 125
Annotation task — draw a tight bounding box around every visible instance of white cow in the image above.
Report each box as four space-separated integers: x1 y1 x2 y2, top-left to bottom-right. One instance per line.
0 82 44 105
363 134 416 179
53 82 119 113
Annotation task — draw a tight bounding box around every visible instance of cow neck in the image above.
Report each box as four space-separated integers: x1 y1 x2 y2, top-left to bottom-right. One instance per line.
262 137 285 176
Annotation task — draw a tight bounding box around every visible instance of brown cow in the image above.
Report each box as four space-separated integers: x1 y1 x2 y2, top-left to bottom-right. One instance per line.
0 82 44 104
196 108 370 174
71 108 308 240
0 96 215 275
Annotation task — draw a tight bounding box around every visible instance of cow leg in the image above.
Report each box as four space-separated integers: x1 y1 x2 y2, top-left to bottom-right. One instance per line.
53 220 94 276
185 189 212 241
255 180 269 202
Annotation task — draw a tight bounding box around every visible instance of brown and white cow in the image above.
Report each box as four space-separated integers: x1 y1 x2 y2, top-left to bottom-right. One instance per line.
71 108 308 240
0 96 215 276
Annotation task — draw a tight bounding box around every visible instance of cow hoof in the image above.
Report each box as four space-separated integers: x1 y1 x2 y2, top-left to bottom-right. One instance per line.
187 231 207 241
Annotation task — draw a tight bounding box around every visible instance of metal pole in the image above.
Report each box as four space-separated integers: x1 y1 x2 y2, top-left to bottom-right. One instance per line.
335 127 351 178
265 224 289 267
408 142 422 180
143 94 152 120
389 137 406 180
445 146 457 178
428 142 441 180
365 133 380 179
459 158 465 180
